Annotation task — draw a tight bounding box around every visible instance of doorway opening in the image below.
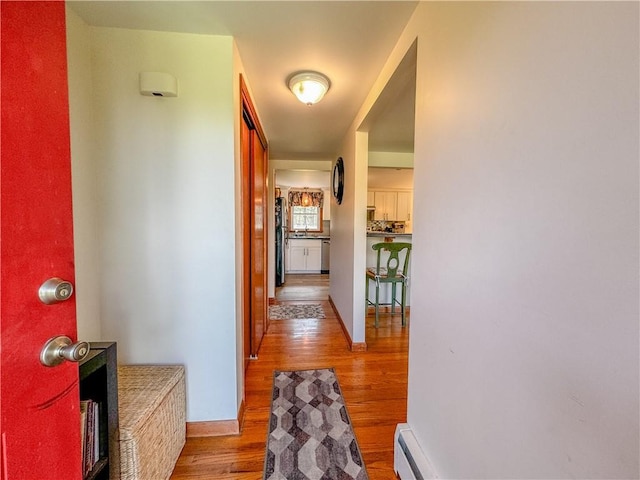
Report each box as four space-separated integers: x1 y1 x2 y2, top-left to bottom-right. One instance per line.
273 168 332 298
361 41 417 339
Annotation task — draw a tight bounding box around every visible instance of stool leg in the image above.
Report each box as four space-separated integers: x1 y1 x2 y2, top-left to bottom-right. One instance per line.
401 280 407 327
365 275 369 312
375 279 380 328
391 282 397 314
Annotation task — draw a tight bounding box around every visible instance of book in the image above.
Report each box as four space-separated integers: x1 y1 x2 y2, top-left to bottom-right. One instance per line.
80 401 88 475
81 399 93 476
93 402 99 465
80 399 101 476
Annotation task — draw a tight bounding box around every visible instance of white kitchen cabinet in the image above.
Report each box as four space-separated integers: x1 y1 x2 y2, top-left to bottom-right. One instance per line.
286 239 322 272
373 191 398 221
369 189 413 223
287 244 305 271
396 191 413 224
306 244 322 271
367 191 375 206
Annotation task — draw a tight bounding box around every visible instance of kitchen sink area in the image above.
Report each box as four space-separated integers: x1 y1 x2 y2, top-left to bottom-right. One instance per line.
286 231 330 274
288 232 330 239
274 171 331 278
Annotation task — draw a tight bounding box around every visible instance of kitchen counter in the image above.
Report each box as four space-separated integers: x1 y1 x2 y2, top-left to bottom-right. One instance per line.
366 232 412 238
288 234 330 240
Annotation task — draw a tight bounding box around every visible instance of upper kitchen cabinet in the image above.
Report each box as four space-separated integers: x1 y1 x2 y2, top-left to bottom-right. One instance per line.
396 191 413 223
370 189 412 223
373 191 398 221
367 166 414 223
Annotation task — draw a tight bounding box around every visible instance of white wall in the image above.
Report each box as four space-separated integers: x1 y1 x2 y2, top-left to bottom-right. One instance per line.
330 132 369 344
275 169 331 190
232 42 250 419
394 2 637 478
231 46 270 412
87 26 238 422
368 151 413 168
66 7 101 341
368 167 413 190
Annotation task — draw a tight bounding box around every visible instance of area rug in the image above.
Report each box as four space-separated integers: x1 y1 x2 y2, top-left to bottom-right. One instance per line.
268 304 326 320
264 368 369 480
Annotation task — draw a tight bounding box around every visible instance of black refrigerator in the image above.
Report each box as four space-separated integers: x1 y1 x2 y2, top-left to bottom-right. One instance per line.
275 197 286 286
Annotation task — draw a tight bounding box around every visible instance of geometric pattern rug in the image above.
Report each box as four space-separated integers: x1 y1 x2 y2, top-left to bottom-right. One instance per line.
264 368 369 480
268 304 326 320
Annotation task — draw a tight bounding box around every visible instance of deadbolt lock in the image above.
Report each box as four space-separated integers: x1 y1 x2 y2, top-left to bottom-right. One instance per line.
39 278 74 305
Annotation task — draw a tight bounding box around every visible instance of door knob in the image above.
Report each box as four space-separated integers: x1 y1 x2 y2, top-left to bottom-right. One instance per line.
40 336 90 367
38 278 73 304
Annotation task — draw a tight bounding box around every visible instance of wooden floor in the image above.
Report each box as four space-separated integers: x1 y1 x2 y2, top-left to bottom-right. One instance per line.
274 273 329 302
171 274 409 479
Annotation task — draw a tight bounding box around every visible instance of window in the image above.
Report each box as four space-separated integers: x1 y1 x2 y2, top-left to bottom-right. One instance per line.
290 206 322 232
287 188 324 232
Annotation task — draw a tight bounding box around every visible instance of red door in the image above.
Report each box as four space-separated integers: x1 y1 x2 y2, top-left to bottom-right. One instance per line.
1 2 82 479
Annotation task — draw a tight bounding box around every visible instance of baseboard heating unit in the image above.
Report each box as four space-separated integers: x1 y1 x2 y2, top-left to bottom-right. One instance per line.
394 423 437 480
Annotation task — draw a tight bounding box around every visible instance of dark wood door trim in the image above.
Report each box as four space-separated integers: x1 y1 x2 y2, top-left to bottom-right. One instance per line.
241 76 267 147
239 75 268 370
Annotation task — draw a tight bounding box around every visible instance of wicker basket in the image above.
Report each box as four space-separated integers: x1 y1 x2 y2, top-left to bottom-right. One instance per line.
117 365 186 480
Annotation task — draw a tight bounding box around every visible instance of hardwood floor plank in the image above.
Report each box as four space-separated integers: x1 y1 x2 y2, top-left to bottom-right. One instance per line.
171 276 409 480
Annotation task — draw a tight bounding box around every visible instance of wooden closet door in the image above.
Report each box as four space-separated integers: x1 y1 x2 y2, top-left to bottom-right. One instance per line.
241 115 252 371
240 75 268 370
250 130 267 356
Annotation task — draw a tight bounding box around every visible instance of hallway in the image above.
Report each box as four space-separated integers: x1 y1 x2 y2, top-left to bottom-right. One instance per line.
171 275 409 479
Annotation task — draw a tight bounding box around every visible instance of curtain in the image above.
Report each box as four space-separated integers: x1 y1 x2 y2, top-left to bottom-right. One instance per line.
288 189 324 207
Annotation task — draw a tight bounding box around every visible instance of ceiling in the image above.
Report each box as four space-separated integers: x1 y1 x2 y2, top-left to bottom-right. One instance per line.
67 1 418 160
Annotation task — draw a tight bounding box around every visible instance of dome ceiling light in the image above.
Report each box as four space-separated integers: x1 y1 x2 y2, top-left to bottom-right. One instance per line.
288 71 330 106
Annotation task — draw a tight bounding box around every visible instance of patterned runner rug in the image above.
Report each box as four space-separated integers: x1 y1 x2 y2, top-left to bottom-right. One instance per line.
269 304 326 320
264 368 369 480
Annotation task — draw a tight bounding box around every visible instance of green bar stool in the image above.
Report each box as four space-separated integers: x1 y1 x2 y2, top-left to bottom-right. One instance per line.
365 242 412 328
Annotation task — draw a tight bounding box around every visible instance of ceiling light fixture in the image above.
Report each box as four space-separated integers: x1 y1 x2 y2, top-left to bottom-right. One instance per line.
288 71 330 106
301 189 311 206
